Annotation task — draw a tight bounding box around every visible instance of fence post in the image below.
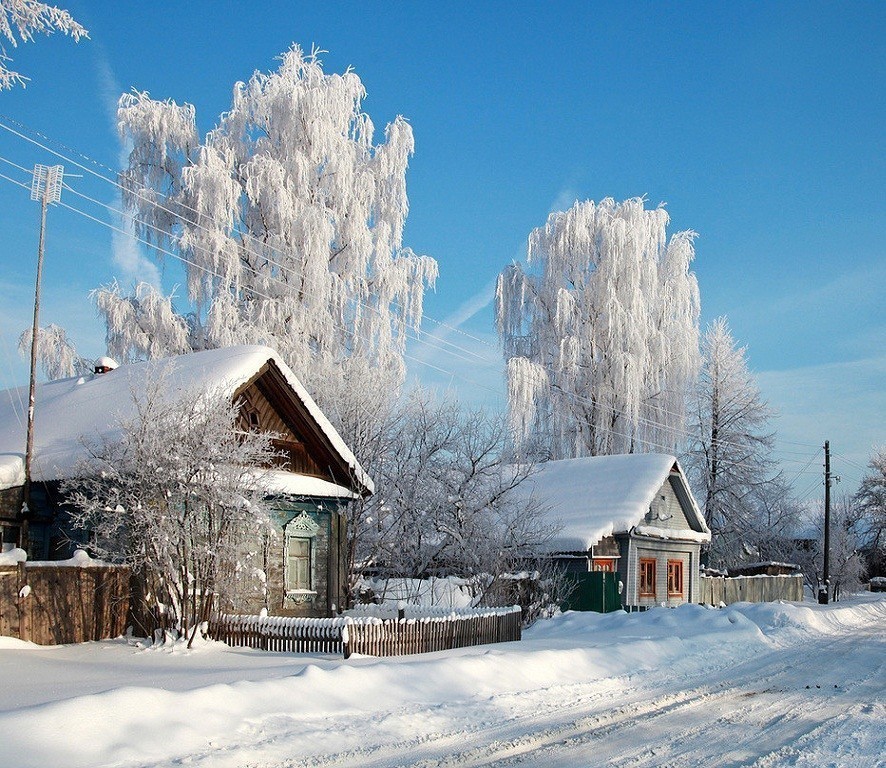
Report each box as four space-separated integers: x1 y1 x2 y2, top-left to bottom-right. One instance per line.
342 620 351 659
16 561 29 643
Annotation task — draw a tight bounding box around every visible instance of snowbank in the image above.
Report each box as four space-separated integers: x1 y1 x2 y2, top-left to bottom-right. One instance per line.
0 595 881 768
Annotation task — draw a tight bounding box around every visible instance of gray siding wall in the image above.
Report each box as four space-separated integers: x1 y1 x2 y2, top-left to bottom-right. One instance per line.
617 533 700 608
644 477 693 533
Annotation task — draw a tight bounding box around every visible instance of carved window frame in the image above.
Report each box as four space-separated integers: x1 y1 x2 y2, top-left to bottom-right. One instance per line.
284 511 320 602
667 559 684 597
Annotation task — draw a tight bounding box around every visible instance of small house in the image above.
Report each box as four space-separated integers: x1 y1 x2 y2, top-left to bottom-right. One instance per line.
0 345 372 618
520 454 710 609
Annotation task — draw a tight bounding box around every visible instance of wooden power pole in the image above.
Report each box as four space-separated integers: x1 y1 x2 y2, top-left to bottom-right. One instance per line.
20 164 64 552
819 440 832 604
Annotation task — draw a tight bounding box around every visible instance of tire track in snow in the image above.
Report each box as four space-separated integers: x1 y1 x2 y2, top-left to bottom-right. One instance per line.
153 602 885 768
444 623 886 768
272 619 884 768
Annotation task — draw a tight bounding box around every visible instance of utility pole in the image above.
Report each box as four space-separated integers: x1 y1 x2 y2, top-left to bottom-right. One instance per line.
819 440 832 604
21 164 64 553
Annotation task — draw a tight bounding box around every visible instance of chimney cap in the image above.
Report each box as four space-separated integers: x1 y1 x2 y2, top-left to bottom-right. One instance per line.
94 356 119 374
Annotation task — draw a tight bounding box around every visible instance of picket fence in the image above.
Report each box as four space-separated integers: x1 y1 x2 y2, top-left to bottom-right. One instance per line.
209 614 348 654
208 606 522 658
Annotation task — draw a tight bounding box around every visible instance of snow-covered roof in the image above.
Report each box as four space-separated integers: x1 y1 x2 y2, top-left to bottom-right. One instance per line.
517 453 709 552
0 345 372 496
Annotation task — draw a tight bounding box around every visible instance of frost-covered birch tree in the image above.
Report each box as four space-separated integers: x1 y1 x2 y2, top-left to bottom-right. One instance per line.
63 375 278 645
18 323 91 379
685 317 781 565
854 447 886 573
100 45 436 407
0 0 86 89
496 197 700 459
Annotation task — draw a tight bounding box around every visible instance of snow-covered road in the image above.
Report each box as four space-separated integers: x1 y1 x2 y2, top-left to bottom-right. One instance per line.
1 596 883 767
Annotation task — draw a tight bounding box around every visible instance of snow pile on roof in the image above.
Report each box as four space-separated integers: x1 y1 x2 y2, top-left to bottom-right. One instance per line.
263 470 360 500
516 453 708 552
0 345 372 495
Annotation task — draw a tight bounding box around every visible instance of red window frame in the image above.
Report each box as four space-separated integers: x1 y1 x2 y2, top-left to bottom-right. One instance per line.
639 558 656 597
667 559 684 597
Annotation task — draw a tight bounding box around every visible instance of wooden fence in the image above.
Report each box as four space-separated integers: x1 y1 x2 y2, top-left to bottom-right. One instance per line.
0 562 130 644
208 606 523 658
700 574 804 606
342 607 522 658
208 614 348 654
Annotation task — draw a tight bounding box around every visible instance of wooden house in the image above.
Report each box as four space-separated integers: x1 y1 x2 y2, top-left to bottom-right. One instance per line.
0 345 372 618
519 454 710 610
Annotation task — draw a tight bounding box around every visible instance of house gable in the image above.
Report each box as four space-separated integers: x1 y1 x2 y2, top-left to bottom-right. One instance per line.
234 360 368 496
236 365 335 485
637 472 701 533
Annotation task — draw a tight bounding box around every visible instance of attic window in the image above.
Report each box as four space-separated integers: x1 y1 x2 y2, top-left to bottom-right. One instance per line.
248 411 260 429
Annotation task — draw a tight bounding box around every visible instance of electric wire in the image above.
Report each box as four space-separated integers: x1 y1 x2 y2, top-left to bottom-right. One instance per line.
0 166 826 474
0 115 842 455
0 123 829 456
0 126 835 469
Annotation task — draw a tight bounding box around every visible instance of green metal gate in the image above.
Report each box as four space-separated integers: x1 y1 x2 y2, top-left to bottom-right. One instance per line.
561 571 622 613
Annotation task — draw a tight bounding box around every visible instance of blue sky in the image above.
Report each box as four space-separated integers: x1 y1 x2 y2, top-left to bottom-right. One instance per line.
0 2 882 491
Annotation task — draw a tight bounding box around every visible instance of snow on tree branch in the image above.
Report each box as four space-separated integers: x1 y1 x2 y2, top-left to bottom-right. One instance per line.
684 317 785 566
0 0 87 89
62 371 279 642
109 45 437 414
18 323 91 380
496 197 700 459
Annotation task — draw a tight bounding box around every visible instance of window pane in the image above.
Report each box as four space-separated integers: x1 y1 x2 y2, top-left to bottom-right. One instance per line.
639 558 656 596
286 536 312 591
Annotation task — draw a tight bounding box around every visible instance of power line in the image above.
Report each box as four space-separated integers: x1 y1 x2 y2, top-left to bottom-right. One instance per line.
0 151 494 377
0 124 831 469
0 116 499 359
0 167 826 474
0 120 830 453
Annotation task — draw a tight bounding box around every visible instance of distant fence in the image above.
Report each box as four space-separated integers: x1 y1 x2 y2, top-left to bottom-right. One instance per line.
209 606 522 658
700 574 804 606
0 562 130 644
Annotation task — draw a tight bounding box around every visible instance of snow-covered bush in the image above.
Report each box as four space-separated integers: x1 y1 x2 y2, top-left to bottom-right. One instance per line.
347 389 557 601
62 370 278 644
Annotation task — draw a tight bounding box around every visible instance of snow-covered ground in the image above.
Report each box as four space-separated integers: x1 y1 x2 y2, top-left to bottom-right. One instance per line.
1 594 883 768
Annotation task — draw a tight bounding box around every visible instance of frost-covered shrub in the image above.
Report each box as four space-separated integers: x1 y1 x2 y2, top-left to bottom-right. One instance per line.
63 370 278 644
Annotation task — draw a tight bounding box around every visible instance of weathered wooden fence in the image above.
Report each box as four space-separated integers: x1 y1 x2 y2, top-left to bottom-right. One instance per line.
208 614 348 654
0 562 130 644
342 607 522 658
209 606 523 658
700 574 804 606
